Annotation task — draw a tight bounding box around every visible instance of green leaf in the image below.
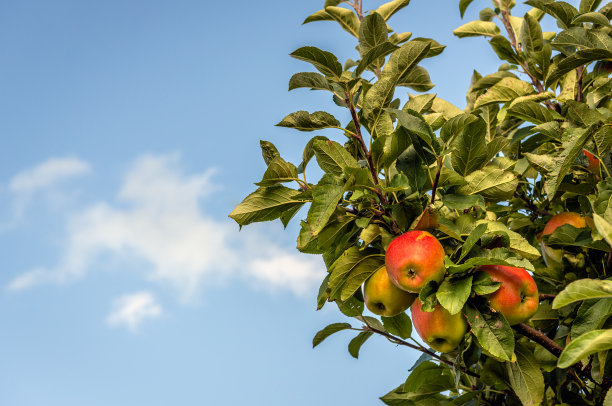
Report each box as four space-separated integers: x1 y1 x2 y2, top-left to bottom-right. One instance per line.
507 101 554 124
474 77 535 108
256 157 298 186
355 42 398 77
544 128 591 198
436 275 473 315
451 118 488 175
440 113 478 143
506 344 545 406
558 329 612 368
260 140 280 165
465 301 515 362
476 221 541 260
288 72 333 91
358 12 388 55
571 298 612 338
229 186 309 226
460 223 488 260
397 66 434 92
455 166 519 202
459 0 475 18
324 6 360 37
348 331 373 358
521 13 543 55
313 323 352 348
546 49 612 86
313 139 360 177
328 247 385 301
431 96 464 119
552 279 612 308
307 179 344 236
363 41 431 128
382 313 413 339
472 271 503 295
572 11 611 26
403 361 455 394
376 0 411 21
525 0 578 29
410 37 447 57
580 0 603 13
593 125 612 156
489 35 520 64
594 212 612 247
442 194 485 211
303 9 333 24
289 46 343 79
276 111 341 132
387 108 439 153
453 20 501 38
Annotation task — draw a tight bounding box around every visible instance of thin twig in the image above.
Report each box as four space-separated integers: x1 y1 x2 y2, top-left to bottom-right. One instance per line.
539 293 556 301
576 66 584 102
364 326 481 379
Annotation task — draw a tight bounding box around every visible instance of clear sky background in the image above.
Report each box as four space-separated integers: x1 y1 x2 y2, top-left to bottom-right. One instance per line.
0 1 564 405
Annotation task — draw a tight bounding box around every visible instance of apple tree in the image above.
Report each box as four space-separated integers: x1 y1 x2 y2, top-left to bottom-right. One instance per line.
230 0 612 404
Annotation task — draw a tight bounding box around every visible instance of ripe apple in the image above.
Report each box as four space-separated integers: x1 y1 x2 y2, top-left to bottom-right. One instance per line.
363 266 417 317
582 149 600 174
540 212 588 267
385 230 446 293
411 297 468 353
479 265 539 325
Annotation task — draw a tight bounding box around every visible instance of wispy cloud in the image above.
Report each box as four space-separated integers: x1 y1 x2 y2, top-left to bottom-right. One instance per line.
6 153 325 319
107 291 163 332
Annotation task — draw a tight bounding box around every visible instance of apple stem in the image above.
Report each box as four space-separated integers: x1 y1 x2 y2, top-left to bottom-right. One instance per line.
362 325 481 379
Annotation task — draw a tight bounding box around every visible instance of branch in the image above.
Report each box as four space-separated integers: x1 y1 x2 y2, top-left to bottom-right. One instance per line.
364 326 481 379
538 293 556 301
430 157 443 205
514 191 550 217
513 323 563 357
344 91 379 188
576 66 585 102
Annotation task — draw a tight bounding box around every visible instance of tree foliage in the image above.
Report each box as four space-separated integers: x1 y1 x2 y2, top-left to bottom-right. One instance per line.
230 0 612 404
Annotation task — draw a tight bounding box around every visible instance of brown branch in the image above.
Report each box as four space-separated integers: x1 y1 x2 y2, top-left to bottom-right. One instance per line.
539 293 556 301
576 66 584 102
430 158 442 205
345 91 379 187
513 323 563 357
364 326 481 379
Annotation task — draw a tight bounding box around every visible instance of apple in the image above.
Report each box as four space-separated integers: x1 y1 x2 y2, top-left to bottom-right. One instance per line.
479 265 539 325
411 297 468 353
540 212 588 267
385 230 446 293
363 266 417 317
582 149 600 174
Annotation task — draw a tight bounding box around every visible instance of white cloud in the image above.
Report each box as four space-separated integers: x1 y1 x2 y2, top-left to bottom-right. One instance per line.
6 153 325 306
107 291 162 332
7 157 91 222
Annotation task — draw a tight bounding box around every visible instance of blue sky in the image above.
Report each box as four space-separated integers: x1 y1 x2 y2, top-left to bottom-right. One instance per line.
0 1 561 405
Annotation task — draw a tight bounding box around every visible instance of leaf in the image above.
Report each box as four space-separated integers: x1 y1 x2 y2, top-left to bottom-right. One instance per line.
307 180 344 236
451 118 488 175
260 140 280 165
490 35 520 64
580 0 603 13
289 46 343 79
397 66 434 92
440 113 479 143
472 272 503 295
521 13 544 54
552 279 612 308
382 313 413 339
506 344 545 406
436 275 473 315
460 0 475 18
363 41 431 128
348 331 373 358
313 139 360 177
544 128 591 198
455 166 519 202
465 301 515 362
410 37 447 57
431 96 464 119
525 0 578 29
571 298 612 338
276 111 340 132
358 12 388 55
328 247 385 301
558 329 612 368
288 72 333 91
355 42 398 77
376 0 411 21
476 221 541 260
594 212 612 247
593 125 612 156
507 101 554 124
442 194 485 211
572 11 611 26
229 186 309 226
313 323 352 348
256 157 298 186
546 49 612 86
460 223 488 260
453 20 501 38
474 77 535 108
324 6 360 37
303 9 333 24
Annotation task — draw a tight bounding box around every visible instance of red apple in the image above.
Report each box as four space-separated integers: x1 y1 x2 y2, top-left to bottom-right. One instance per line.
479 265 539 325
411 297 468 353
385 230 446 293
540 213 588 267
363 266 417 317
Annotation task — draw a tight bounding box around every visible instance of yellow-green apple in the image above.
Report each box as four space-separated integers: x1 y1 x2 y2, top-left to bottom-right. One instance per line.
363 266 417 317
479 265 539 325
385 230 446 293
411 297 468 353
540 212 588 267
